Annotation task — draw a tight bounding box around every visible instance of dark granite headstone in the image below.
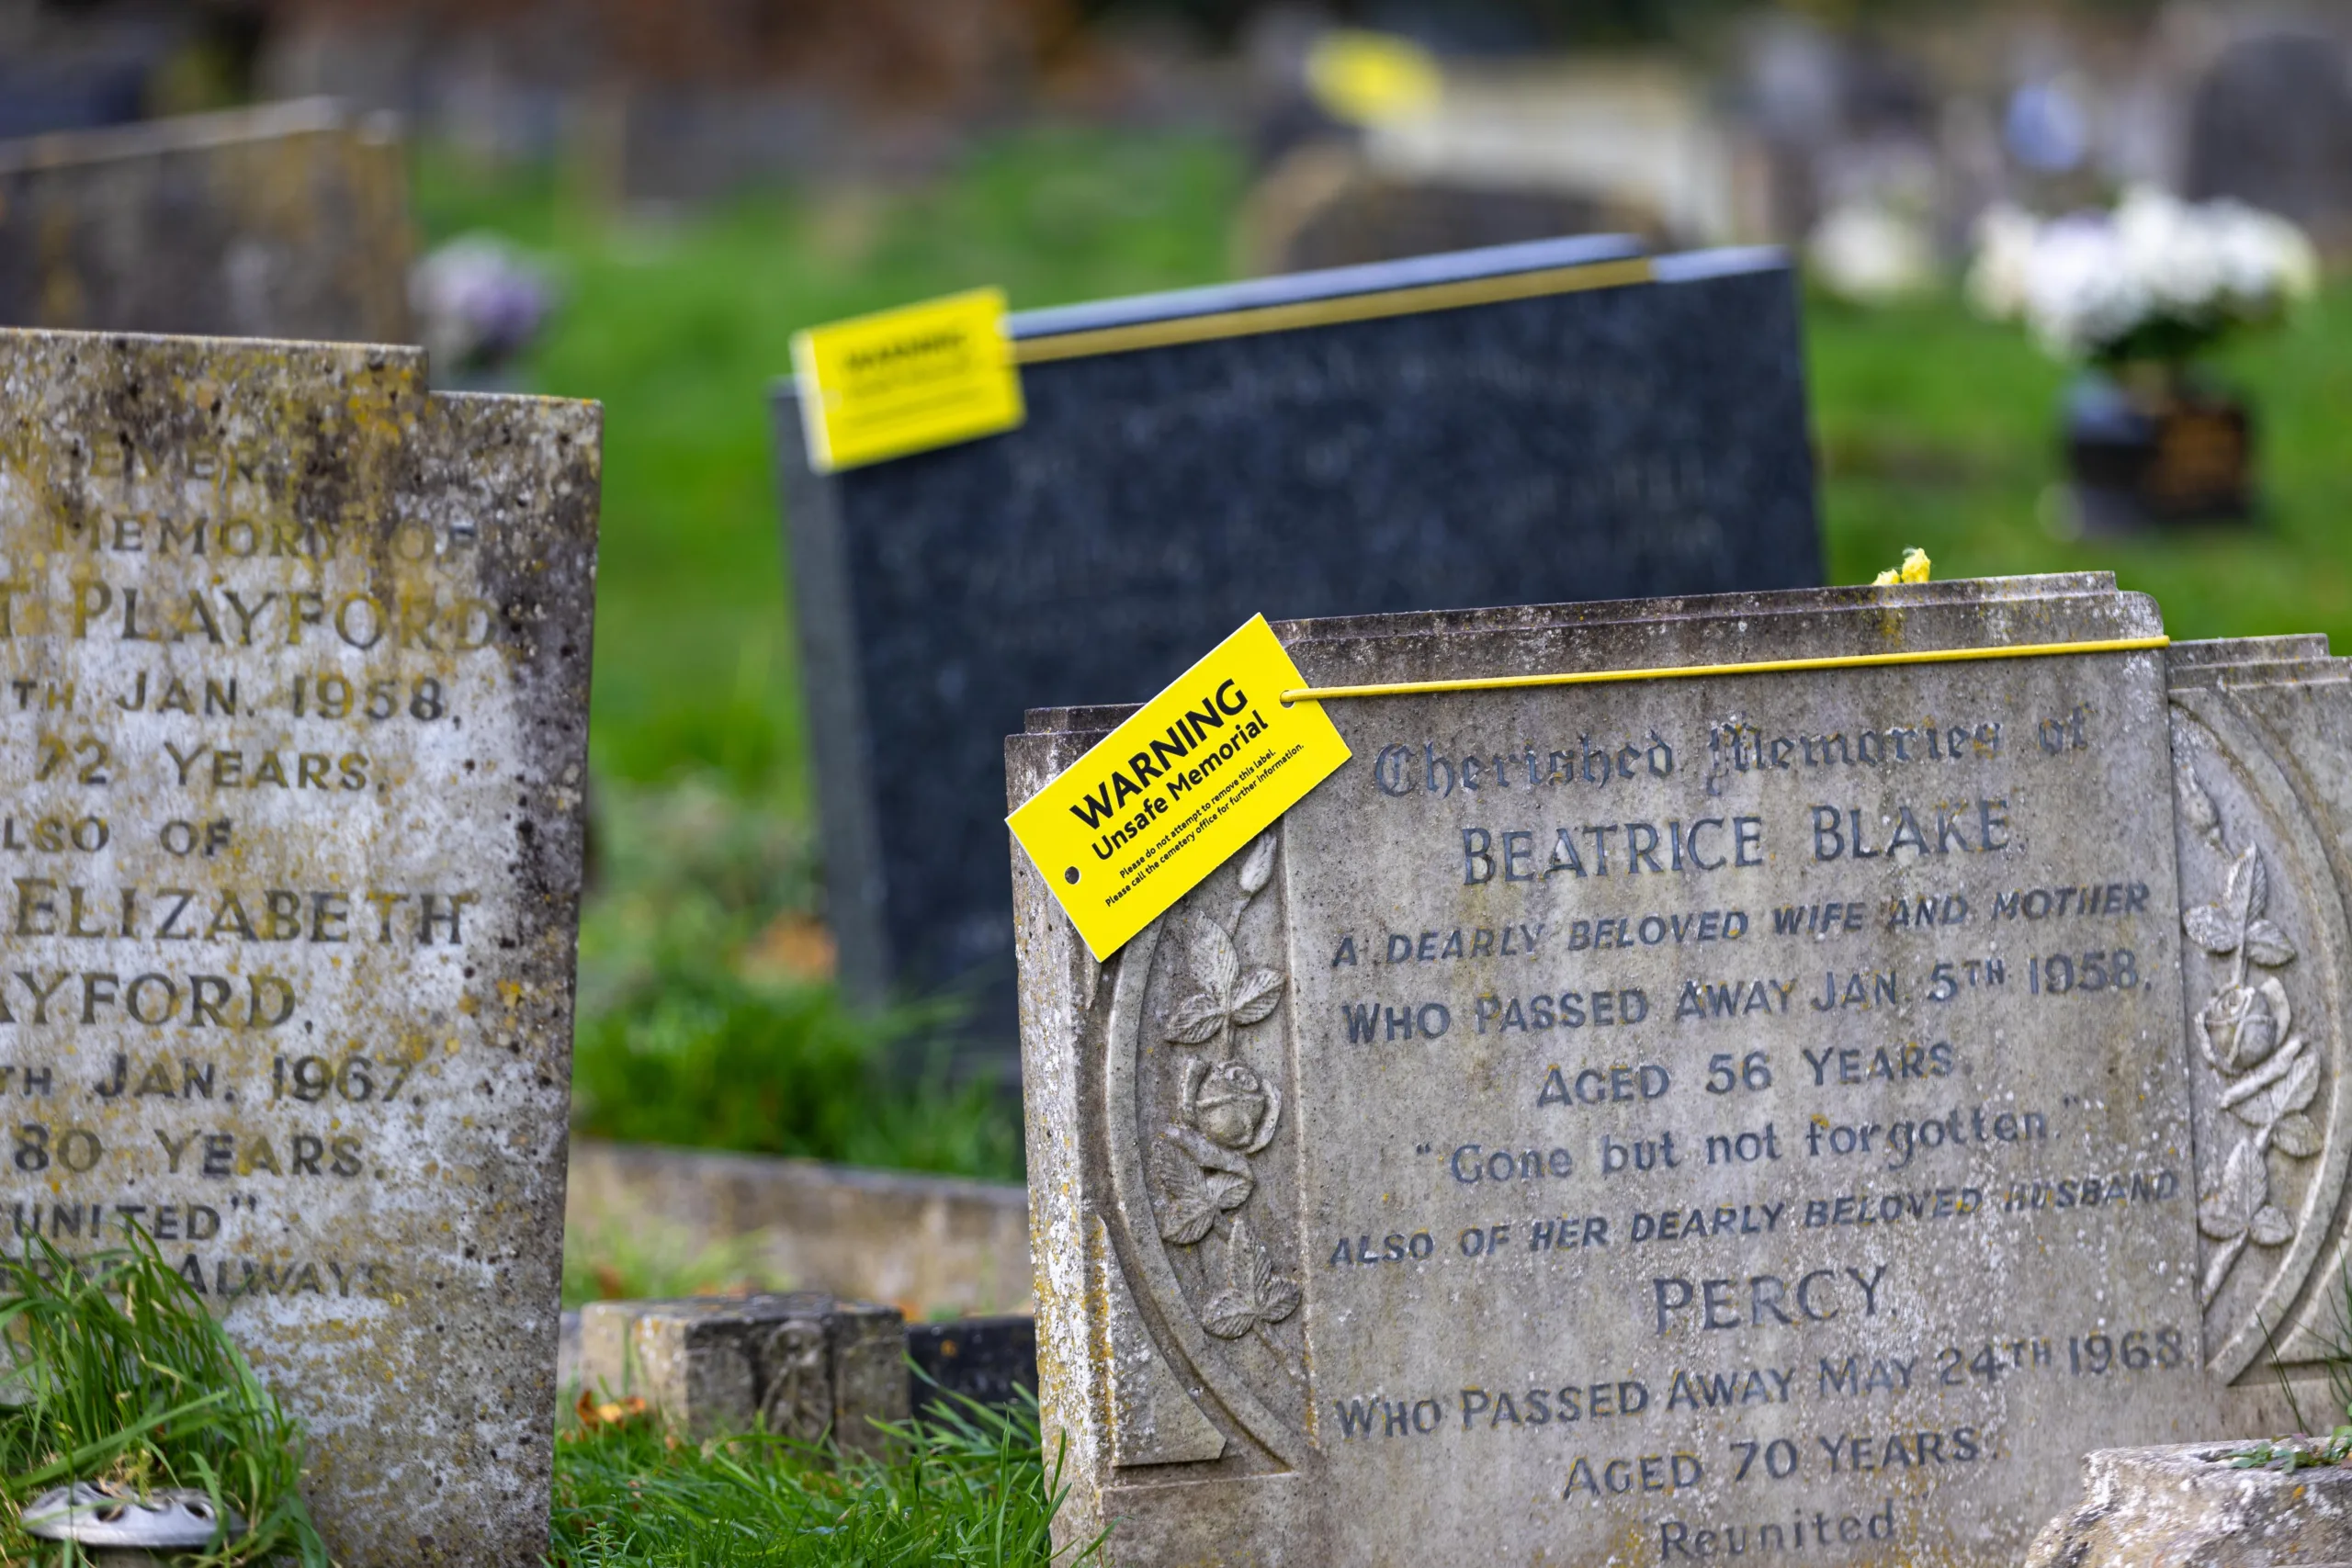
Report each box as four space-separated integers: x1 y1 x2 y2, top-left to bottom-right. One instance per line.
908 1315 1038 1422
775 237 1822 1068
0 98 413 343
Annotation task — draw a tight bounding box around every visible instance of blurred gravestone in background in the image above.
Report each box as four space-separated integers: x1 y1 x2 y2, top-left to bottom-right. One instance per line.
775 237 1822 1076
1238 33 1763 272
0 98 413 343
0 14 154 141
260 0 1069 204
2186 29 2352 254
1245 146 1618 274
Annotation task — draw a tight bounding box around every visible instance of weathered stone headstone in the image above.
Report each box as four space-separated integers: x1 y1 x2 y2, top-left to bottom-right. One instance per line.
1011 574 2340 1565
0 326 597 1563
779 238 1822 1067
0 99 413 343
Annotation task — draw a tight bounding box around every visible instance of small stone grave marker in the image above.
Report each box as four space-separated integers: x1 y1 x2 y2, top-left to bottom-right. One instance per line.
577 1293 907 1455
778 238 1822 1066
0 99 413 343
0 325 597 1564
1011 574 2341 1566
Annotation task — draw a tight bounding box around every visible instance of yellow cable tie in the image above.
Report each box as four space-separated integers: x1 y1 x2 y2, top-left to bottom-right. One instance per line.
1277 635 2171 705
1012 257 1653 366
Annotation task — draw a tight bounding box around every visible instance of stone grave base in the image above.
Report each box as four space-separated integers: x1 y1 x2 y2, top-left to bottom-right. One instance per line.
2029 1443 2352 1567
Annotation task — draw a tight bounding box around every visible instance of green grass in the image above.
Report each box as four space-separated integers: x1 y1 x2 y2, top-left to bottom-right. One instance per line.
0 1233 1081 1566
1810 285 2352 638
551 1399 1097 1568
0 1234 325 1566
567 775 1023 1183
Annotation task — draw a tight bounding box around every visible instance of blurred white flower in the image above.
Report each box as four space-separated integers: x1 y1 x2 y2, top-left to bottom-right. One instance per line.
2025 213 2143 358
1964 187 2319 363
411 235 558 374
1964 202 2040 321
1807 202 1938 304
2210 201 2320 310
2115 186 2224 317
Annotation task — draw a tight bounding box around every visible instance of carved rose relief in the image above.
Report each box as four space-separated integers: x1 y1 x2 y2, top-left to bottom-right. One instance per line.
1187 1058 1282 1153
2177 763 2324 1303
2200 972 2293 1076
1146 831 1303 1359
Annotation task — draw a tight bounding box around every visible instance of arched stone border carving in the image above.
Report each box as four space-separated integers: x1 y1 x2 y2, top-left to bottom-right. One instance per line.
1101 893 1315 1471
2170 689 2352 1381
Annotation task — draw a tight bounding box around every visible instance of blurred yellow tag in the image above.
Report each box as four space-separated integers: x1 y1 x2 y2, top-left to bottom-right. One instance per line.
1009 616 1351 960
1306 29 1442 126
791 288 1024 472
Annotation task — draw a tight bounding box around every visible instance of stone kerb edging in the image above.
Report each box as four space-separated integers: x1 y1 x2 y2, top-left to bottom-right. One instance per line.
564 1141 1033 1319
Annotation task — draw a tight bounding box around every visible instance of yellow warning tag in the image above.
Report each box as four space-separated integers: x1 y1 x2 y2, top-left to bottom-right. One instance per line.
1009 615 1352 960
790 288 1024 472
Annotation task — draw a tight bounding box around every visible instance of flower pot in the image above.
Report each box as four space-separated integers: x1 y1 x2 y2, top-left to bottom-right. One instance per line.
2065 368 2254 533
2027 1442 2352 1567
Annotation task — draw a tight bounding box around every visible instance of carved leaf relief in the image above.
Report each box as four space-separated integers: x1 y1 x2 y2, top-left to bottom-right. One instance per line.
1160 915 1285 1048
1151 1133 1250 1246
2270 1112 2323 1159
2184 848 2296 967
1199 1215 1302 1342
1163 991 1227 1046
2183 902 2238 958
2199 1141 2292 1248
1139 827 1306 1394
1191 915 1241 991
2223 1043 2319 1130
1229 967 1284 1026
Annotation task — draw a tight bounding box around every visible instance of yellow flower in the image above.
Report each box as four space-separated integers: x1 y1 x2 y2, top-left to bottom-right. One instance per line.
1873 547 1931 586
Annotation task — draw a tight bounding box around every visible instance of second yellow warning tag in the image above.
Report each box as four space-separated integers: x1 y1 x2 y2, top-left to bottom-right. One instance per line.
791 288 1023 472
1008 616 1351 959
